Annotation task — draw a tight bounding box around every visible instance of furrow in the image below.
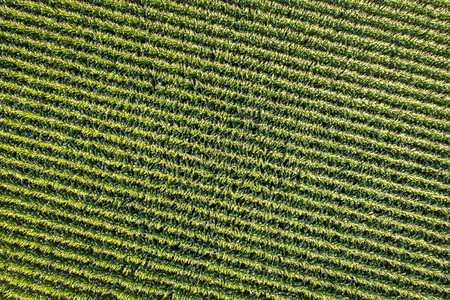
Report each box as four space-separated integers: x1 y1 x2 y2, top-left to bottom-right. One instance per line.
0 154 448 284
320 0 450 32
0 198 364 300
258 0 449 46
0 190 440 298
1 26 449 157
0 243 235 300
1 0 448 298
165 0 449 62
1 118 449 260
3 214 446 299
0 259 141 300
2 127 449 270
0 201 389 300
4 37 450 183
0 279 53 300
36 0 450 79
2 216 377 299
6 0 450 122
1 114 447 246
1 45 449 200
0 267 81 300
4 59 450 198
3 1 450 127
0 233 282 300
2 71 449 213
0 222 364 300
2 94 448 235
72 0 450 95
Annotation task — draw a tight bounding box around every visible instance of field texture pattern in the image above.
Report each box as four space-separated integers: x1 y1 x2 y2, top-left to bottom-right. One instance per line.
0 0 449 299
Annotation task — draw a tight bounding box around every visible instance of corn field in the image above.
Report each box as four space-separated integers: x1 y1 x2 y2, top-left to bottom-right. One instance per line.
0 0 449 299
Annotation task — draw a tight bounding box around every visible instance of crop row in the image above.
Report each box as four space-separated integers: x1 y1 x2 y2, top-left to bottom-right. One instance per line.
1 33 449 187
1 101 448 244
1 125 448 265
1 0 448 298
28 0 449 78
3 136 448 279
230 0 450 44
9 0 450 105
0 146 446 296
1 87 448 241
57 0 450 79
3 206 444 299
0 129 448 282
0 239 198 300
1 88 448 240
0 197 359 299
4 0 449 102
0 182 445 299
1 57 448 208
1 12 448 157
1 22 448 149
335 0 450 24
157 0 449 60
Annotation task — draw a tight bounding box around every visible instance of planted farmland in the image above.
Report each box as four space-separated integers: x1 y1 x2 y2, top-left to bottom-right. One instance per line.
0 0 449 299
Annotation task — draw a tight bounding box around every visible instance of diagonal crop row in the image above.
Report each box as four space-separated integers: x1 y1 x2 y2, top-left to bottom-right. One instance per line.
0 254 152 300
1 0 448 298
0 197 364 300
1 109 447 252
2 13 448 157
0 184 442 298
3 0 449 107
1 113 447 248
317 0 450 32
162 0 449 62
1 37 448 193
1 127 448 266
238 0 450 46
0 231 292 300
2 209 446 299
1 92 448 239
0 265 87 300
1 23 448 153
0 242 219 300
2 87 448 243
0 148 448 285
1 37 449 189
344 0 449 23
40 0 449 79
0 185 442 299
1 63 448 214
0 276 62 300
76 0 450 95
10 0 450 117
3 143 447 277
4 0 443 103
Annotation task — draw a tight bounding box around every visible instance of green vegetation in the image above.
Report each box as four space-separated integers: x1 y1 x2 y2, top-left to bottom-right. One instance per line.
0 0 449 298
